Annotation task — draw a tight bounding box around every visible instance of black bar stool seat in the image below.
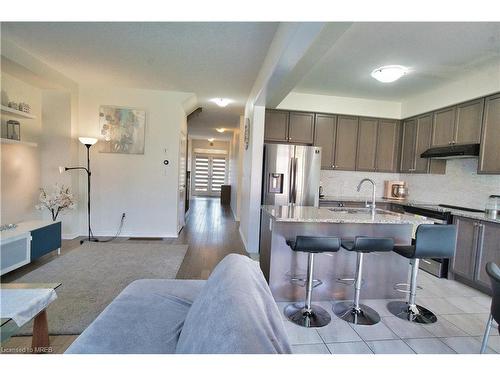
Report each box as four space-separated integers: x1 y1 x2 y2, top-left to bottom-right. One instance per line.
284 236 341 328
333 237 394 325
388 224 457 324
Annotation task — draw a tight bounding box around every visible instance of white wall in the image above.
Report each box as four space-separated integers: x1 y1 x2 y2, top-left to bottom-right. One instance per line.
1 73 42 224
78 86 190 238
278 92 402 119
41 90 80 237
229 127 241 220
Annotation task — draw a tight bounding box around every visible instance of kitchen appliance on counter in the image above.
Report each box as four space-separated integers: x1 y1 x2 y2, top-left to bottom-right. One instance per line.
485 195 500 220
262 144 321 207
384 180 408 200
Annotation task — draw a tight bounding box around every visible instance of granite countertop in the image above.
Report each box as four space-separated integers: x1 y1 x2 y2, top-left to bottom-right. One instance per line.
319 196 500 224
261 205 433 225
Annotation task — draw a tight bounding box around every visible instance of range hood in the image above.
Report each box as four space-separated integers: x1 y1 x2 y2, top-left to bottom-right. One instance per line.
420 144 480 159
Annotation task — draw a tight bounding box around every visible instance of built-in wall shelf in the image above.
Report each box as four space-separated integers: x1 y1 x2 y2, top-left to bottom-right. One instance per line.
1 138 38 147
1 105 36 119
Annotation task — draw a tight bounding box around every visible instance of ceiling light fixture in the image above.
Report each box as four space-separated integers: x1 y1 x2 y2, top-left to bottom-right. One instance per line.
216 128 225 133
371 65 408 83
210 98 233 107
208 138 215 142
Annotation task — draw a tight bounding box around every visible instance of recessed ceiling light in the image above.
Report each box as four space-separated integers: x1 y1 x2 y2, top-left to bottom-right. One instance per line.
210 98 233 107
216 128 225 133
208 138 215 142
371 65 408 83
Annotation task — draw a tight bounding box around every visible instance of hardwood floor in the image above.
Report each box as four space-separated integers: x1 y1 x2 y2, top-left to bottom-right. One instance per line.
172 196 248 279
1 196 248 354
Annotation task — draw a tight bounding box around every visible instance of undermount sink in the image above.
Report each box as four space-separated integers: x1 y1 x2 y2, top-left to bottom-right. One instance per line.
328 207 399 216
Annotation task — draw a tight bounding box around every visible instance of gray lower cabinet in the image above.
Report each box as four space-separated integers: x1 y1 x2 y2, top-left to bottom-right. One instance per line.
264 110 289 142
288 112 315 144
314 114 337 169
451 216 500 293
376 119 400 172
334 115 358 170
478 93 500 174
356 117 378 172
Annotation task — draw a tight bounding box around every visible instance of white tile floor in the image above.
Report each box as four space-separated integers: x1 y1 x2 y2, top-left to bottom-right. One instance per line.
280 271 499 354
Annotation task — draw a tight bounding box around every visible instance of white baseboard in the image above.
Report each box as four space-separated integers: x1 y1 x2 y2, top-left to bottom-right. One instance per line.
62 232 79 240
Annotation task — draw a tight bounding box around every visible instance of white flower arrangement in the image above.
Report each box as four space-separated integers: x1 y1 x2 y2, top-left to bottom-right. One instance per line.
35 184 77 221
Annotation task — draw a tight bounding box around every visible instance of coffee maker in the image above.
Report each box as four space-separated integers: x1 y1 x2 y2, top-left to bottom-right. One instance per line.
384 180 408 200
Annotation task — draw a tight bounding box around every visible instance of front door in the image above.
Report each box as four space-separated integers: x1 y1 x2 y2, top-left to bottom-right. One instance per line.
193 154 227 197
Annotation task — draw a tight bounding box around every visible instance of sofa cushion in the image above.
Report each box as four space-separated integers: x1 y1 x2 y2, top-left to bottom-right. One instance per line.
65 279 205 354
175 254 292 354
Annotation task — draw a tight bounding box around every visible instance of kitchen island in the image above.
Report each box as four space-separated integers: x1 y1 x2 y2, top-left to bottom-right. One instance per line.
259 205 432 302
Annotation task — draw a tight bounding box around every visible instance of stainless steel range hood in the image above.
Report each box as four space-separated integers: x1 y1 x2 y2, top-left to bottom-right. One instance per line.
420 144 480 159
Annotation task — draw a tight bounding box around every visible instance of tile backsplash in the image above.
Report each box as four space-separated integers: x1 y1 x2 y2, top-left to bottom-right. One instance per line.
321 158 500 210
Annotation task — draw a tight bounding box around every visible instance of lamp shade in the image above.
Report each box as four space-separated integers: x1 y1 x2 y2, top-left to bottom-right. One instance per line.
79 137 98 146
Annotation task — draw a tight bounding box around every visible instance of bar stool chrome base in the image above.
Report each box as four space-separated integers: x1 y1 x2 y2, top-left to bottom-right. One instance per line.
284 303 331 328
387 301 437 324
333 301 381 325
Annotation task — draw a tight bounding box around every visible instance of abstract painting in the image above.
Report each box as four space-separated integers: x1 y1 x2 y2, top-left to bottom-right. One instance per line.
99 106 146 154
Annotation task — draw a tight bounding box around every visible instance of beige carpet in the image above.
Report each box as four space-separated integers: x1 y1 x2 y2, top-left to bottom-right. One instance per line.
13 241 188 334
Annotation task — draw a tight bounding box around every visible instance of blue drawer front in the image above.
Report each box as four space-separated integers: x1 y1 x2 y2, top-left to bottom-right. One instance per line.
31 222 62 261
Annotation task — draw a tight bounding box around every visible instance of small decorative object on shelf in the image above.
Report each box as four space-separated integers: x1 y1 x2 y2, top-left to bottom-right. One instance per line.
36 184 77 221
18 102 31 113
6 120 21 141
0 223 18 232
8 101 18 109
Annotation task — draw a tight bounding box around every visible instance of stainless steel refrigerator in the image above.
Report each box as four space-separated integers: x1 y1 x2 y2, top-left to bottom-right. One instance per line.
262 143 321 207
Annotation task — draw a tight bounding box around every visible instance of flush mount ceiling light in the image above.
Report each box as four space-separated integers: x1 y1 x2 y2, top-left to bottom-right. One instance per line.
208 138 215 142
371 65 409 83
216 128 225 133
210 98 233 107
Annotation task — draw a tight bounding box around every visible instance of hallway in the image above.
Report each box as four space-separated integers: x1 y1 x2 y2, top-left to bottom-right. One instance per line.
173 197 248 279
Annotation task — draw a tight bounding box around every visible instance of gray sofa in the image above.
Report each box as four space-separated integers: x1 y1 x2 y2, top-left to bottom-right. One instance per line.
65 254 291 354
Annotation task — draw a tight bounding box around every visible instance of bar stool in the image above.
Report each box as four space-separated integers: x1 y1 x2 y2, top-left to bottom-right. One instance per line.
333 237 394 325
388 224 457 324
480 262 500 353
284 236 341 328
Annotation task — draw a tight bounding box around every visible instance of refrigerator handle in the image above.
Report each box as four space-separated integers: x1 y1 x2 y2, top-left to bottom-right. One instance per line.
292 157 298 204
288 157 294 204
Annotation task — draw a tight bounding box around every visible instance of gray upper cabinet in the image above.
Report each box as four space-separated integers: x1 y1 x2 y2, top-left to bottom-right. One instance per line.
356 118 378 171
478 93 500 174
334 116 358 170
288 112 315 144
455 98 484 145
314 114 337 169
376 119 400 172
432 106 456 147
400 119 417 173
414 114 433 173
264 110 288 142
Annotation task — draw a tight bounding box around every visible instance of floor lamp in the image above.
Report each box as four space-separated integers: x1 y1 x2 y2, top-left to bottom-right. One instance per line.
60 137 99 244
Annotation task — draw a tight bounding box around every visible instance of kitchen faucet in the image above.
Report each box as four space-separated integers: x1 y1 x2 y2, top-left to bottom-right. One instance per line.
357 178 376 215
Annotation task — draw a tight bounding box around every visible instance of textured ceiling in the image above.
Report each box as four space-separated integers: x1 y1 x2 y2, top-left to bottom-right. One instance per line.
295 22 500 100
